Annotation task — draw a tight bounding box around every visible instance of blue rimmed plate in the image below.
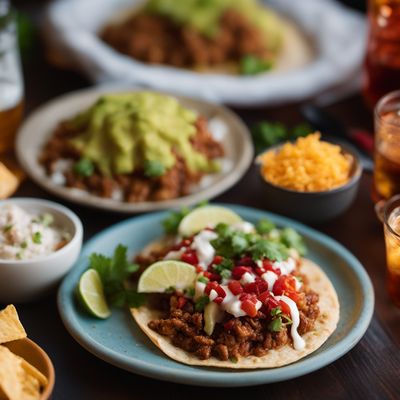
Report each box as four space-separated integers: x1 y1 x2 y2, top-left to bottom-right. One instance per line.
58 204 374 387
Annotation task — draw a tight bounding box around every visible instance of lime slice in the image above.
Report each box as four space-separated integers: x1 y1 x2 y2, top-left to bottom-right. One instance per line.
178 206 242 236
78 269 111 319
137 260 196 293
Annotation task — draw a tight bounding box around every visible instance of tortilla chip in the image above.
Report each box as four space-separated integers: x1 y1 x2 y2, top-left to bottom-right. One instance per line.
20 372 41 400
0 346 23 400
132 258 339 369
0 163 19 199
0 306 27 345
19 358 48 388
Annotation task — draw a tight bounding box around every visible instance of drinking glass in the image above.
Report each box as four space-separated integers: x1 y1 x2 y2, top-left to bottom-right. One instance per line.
0 0 24 154
373 90 400 201
383 194 400 307
364 0 400 108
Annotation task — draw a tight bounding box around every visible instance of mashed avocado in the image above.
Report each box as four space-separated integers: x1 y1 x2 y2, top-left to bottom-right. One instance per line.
145 0 283 51
70 92 219 177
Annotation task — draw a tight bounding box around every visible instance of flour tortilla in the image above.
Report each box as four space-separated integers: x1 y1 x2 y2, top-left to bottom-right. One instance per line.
131 257 339 369
106 6 314 75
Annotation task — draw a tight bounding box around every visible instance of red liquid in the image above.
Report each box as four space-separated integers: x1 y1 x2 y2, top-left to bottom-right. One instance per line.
364 1 400 107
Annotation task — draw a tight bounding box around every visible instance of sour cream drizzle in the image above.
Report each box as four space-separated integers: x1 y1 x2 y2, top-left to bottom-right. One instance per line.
275 295 305 351
164 247 187 260
261 270 278 290
273 258 296 275
190 230 218 269
220 286 262 318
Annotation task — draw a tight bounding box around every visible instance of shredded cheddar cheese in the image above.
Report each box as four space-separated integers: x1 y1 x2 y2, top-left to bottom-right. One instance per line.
259 133 352 192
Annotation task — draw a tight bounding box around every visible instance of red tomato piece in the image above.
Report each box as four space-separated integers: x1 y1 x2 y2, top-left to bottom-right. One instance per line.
232 266 252 280
181 251 199 266
228 280 243 295
279 300 291 316
241 299 258 317
273 275 297 295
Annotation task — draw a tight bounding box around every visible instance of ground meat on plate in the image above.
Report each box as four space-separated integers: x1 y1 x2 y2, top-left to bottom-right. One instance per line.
147 292 320 362
101 9 270 69
39 116 223 203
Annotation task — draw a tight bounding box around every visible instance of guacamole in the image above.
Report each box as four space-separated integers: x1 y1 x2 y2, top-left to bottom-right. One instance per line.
145 0 283 51
70 92 219 177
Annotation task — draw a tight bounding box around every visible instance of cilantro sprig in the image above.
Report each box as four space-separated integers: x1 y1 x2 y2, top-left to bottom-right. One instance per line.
252 121 311 153
211 223 288 262
256 218 307 256
195 295 209 312
88 244 145 308
268 307 293 332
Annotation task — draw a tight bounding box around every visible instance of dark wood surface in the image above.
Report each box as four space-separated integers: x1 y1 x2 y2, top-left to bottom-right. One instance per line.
4 2 400 399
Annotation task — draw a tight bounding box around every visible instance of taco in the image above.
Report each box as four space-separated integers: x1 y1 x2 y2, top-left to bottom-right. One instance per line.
132 206 339 368
101 0 313 75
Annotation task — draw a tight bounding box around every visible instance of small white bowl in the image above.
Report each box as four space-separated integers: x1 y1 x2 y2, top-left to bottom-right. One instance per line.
0 198 83 303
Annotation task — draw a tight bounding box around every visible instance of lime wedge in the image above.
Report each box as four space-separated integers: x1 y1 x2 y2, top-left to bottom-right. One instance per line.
78 269 111 319
178 206 242 236
137 260 196 293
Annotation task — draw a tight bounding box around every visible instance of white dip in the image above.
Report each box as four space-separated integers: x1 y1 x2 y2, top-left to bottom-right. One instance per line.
0 205 66 260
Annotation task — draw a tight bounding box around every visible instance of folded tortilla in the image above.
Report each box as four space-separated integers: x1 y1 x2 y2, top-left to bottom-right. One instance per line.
131 258 339 369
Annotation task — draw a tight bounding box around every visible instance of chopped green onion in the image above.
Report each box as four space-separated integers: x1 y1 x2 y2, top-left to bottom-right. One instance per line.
32 232 42 244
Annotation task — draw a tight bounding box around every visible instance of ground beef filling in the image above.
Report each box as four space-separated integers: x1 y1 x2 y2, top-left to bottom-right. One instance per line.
39 116 223 202
102 9 270 69
148 288 320 361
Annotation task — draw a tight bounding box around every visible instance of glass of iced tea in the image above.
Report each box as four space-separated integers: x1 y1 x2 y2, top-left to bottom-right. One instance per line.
383 194 400 307
364 0 400 108
373 90 400 201
0 1 24 154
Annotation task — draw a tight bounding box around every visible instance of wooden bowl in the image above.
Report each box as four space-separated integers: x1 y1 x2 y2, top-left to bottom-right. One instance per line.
3 338 55 400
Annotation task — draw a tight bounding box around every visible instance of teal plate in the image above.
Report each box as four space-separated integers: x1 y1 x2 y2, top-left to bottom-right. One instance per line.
58 204 374 387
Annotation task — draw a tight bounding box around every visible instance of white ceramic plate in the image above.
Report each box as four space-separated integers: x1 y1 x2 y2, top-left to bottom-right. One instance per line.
16 86 253 213
45 0 365 106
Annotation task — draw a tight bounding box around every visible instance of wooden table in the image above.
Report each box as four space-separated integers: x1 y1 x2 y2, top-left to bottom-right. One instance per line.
5 2 400 399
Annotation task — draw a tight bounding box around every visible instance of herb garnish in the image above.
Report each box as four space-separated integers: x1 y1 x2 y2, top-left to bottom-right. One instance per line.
211 223 288 262
251 121 311 153
20 241 28 249
212 258 233 277
195 295 209 312
3 224 13 233
39 213 54 227
32 232 42 244
73 158 94 177
88 244 145 308
268 307 293 332
255 219 276 235
240 55 272 76
197 276 209 284
249 240 289 262
280 228 307 256
144 160 166 178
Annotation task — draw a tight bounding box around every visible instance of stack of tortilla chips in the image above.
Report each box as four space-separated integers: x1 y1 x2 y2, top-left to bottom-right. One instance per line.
0 305 48 400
